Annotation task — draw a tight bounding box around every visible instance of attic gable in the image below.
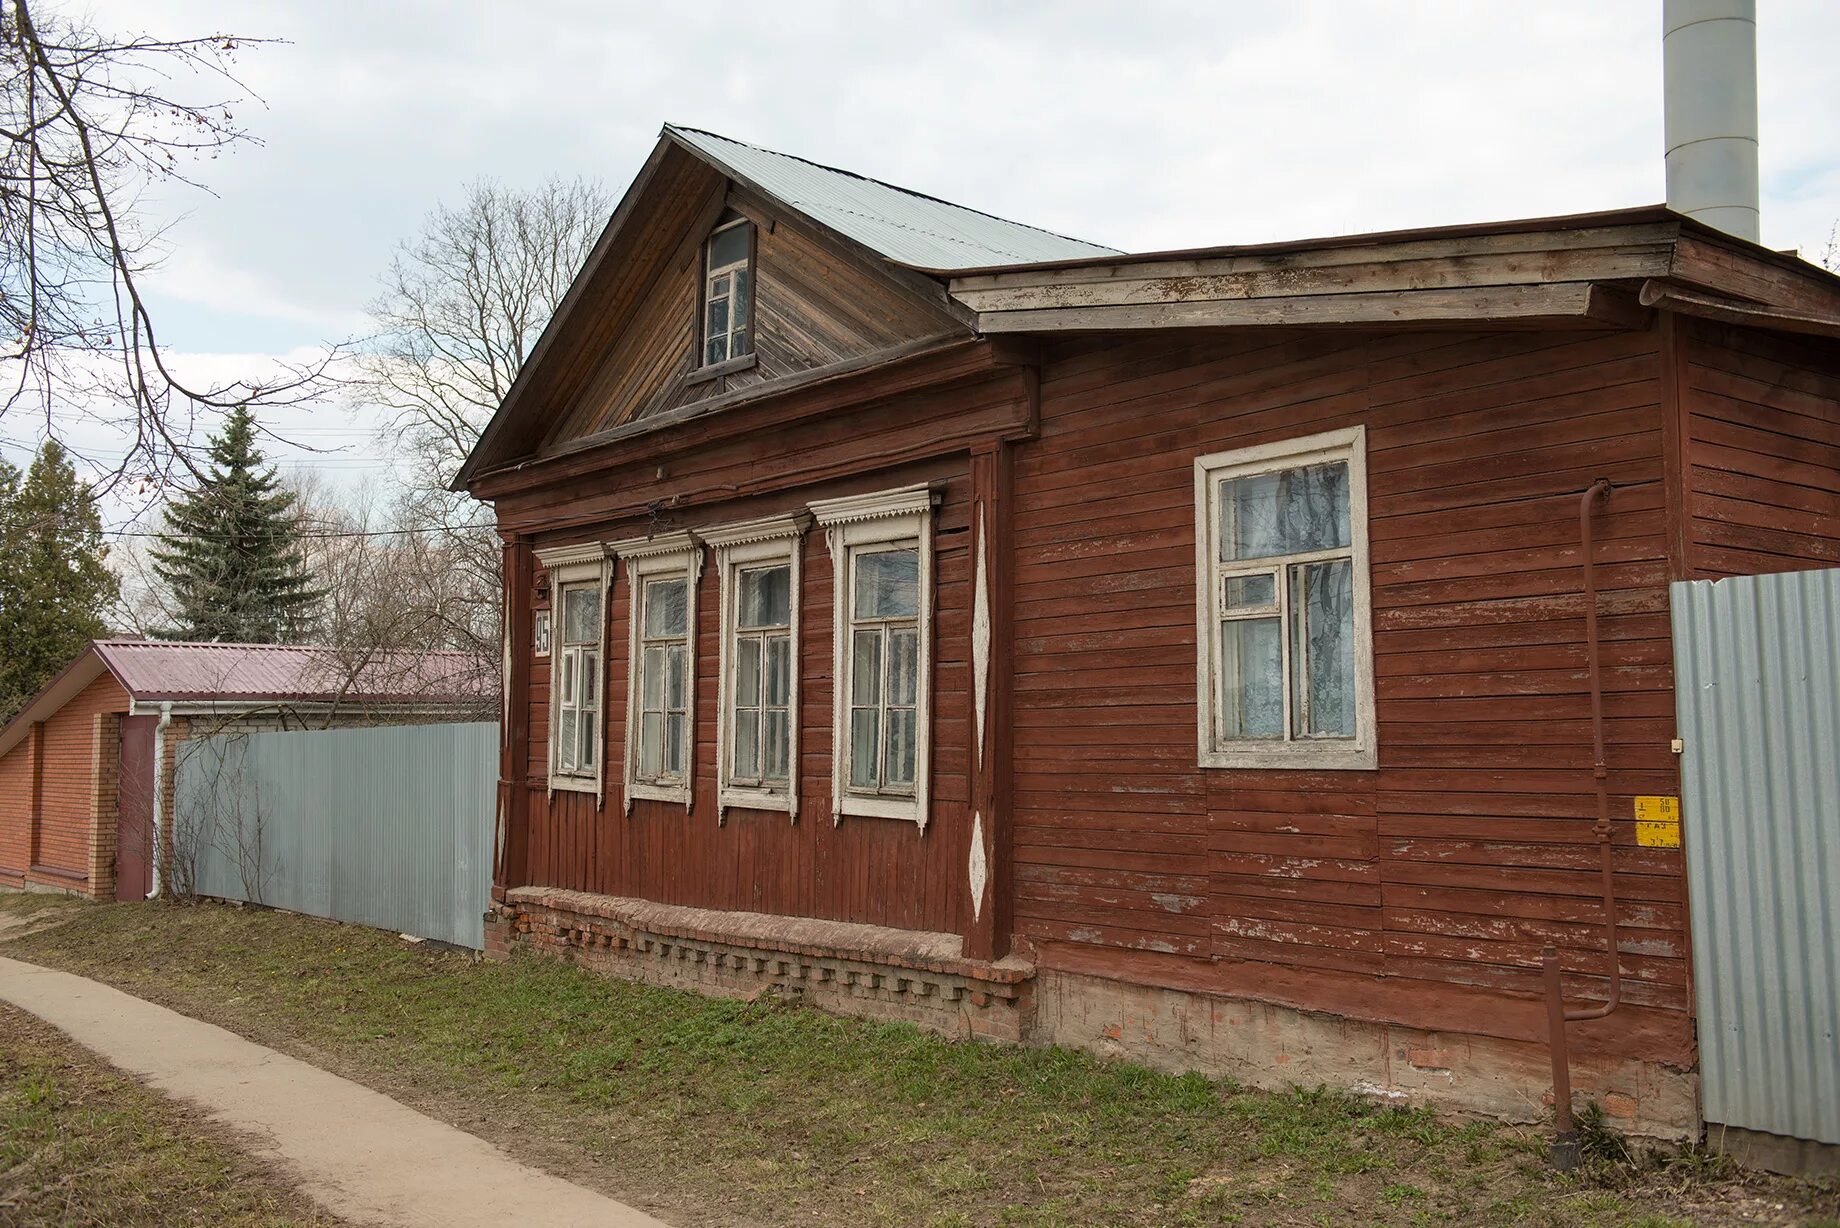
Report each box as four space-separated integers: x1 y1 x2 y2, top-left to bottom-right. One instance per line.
455 126 1115 489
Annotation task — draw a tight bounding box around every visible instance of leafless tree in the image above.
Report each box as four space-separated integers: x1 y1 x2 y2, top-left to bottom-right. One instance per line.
0 2 336 492
353 177 611 679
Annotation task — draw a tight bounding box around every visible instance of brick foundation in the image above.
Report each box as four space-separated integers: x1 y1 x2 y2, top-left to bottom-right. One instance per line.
490 888 1034 1042
488 890 1697 1141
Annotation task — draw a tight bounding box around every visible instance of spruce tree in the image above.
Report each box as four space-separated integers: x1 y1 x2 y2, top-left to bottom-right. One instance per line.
0 441 119 720
151 406 321 642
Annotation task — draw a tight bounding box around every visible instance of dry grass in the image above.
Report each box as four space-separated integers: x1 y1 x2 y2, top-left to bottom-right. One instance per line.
0 1003 344 1228
3 896 1835 1228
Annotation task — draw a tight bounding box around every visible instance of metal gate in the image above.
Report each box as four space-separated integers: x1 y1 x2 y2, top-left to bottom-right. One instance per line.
1672 568 1840 1147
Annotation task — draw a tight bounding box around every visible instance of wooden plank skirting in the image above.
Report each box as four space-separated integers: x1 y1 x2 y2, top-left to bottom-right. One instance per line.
491 888 1036 1042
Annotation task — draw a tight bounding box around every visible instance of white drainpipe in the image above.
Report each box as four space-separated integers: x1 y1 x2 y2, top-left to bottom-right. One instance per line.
148 702 172 899
1663 0 1760 243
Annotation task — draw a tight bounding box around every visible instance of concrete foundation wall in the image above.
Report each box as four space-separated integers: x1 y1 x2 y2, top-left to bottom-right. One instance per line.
1033 968 1698 1141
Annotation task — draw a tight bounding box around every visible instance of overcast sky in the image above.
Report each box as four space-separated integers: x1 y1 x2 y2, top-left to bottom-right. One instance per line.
26 0 1840 513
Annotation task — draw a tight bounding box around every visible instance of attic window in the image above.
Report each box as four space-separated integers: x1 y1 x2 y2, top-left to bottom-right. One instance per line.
701 216 755 368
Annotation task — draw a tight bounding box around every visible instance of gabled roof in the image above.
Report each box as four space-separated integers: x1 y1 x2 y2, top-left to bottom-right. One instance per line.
0 641 492 760
665 126 1120 271
454 124 1118 489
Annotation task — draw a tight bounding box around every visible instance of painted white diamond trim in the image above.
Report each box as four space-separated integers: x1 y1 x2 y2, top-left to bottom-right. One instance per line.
969 811 988 921
972 506 990 770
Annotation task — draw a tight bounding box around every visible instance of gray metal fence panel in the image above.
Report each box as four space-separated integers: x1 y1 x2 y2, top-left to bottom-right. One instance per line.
173 722 496 950
1672 569 1840 1145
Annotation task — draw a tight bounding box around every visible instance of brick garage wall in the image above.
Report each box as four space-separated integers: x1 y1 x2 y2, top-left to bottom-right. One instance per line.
16 674 130 897
87 712 121 899
0 727 36 883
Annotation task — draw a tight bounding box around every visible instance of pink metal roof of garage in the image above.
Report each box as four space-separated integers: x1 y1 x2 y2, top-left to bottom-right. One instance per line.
0 640 494 761
90 640 492 704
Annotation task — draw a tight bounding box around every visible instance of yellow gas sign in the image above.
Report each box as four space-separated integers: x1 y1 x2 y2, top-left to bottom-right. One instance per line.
1635 796 1682 848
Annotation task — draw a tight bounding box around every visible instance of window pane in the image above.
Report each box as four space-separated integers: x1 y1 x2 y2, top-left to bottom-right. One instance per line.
764 635 790 707
708 223 749 268
1221 616 1283 740
580 712 596 770
851 629 882 705
666 713 687 774
641 712 663 776
711 273 731 297
733 709 759 780
853 547 919 618
735 636 761 707
1224 572 1276 610
706 295 729 340
1219 462 1350 562
732 268 751 329
705 333 728 365
666 645 688 709
581 652 597 706
645 578 688 637
642 645 665 710
888 628 918 706
563 586 599 644
558 709 578 772
849 709 880 789
739 565 790 628
559 648 576 704
885 708 917 788
763 709 789 781
1292 559 1356 738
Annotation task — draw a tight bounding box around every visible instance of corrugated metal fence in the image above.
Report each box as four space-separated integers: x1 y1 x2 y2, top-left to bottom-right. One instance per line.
1672 568 1840 1146
172 722 497 950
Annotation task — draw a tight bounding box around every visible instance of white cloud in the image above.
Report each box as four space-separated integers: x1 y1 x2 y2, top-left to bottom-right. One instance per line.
39 0 1840 482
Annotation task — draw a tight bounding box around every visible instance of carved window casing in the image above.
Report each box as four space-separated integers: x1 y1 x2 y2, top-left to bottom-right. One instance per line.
609 532 704 811
810 486 936 827
534 542 610 800
705 513 810 821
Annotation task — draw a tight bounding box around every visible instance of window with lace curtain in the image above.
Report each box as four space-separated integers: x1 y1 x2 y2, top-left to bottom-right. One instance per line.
1194 427 1376 771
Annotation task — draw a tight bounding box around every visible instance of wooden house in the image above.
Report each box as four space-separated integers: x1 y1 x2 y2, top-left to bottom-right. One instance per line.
457 126 1840 1139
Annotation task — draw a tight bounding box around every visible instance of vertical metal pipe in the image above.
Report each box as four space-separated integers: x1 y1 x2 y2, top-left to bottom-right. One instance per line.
1663 0 1760 243
1542 479 1623 1169
1544 946 1580 1169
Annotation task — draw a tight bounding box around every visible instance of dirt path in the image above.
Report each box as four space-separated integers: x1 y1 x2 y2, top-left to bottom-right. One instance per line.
0 955 673 1228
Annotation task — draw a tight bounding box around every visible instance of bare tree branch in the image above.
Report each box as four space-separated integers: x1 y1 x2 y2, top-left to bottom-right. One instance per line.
0 2 340 493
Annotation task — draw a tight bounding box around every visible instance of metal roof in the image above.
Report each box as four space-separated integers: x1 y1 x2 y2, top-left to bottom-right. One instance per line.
666 125 1121 271
90 640 491 705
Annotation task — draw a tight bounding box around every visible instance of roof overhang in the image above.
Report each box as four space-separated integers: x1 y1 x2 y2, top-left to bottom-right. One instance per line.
946 206 1840 336
0 646 110 760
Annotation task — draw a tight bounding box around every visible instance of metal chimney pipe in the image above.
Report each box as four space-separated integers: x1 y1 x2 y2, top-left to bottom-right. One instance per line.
1663 0 1760 243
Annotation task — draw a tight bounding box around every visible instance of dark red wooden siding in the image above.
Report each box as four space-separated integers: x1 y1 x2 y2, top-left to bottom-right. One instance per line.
1681 319 1840 577
1009 327 1691 1062
519 465 976 936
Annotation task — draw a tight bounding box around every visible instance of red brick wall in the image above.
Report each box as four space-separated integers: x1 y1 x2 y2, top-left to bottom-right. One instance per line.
0 727 35 877
0 671 131 894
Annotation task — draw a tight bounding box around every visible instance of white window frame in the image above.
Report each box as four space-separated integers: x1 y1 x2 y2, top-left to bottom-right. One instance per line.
704 512 810 822
534 542 610 801
810 485 935 828
700 217 753 369
608 531 703 812
1193 426 1376 772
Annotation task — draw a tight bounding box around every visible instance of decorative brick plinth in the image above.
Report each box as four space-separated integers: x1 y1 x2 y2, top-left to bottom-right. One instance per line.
489 887 1035 1042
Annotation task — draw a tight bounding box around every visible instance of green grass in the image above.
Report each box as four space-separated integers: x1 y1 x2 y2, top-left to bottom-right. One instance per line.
4 896 1835 1227
0 1003 342 1227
